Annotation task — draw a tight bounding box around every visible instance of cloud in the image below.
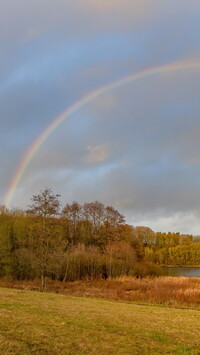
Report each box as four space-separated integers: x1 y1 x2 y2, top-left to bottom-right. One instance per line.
84 144 110 164
129 211 200 235
1 0 200 234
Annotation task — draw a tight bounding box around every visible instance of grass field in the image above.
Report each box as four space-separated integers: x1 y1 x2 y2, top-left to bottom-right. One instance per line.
0 287 200 354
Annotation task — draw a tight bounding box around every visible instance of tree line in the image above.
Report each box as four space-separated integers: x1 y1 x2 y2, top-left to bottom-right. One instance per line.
0 188 199 290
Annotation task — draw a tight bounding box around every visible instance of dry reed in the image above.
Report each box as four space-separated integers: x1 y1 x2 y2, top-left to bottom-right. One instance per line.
0 276 200 307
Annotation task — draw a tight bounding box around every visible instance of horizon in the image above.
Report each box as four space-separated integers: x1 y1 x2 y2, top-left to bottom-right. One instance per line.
3 193 200 236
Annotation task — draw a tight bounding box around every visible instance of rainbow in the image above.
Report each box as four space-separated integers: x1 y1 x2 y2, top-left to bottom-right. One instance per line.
3 59 200 207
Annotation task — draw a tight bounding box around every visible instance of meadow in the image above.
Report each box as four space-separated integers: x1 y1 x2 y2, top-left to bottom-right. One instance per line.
0 287 200 354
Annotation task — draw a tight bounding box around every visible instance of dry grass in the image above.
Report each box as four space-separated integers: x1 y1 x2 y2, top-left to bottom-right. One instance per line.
1 276 200 308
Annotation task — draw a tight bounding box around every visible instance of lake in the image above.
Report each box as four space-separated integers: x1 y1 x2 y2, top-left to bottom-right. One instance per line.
162 267 200 278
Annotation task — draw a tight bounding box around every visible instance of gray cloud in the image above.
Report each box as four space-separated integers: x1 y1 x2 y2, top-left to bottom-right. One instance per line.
1 0 200 233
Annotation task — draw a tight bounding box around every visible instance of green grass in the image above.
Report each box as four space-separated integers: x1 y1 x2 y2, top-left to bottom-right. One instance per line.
0 288 200 354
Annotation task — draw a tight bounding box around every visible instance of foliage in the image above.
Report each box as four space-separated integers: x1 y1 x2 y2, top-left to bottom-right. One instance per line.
0 189 200 286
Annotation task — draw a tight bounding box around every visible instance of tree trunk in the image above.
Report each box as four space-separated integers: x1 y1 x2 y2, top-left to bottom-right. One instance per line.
41 273 46 291
63 258 69 282
109 249 112 278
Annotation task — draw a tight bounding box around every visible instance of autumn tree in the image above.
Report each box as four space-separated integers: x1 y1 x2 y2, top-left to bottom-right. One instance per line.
62 201 82 245
26 188 64 290
83 201 105 233
26 188 60 219
0 205 9 215
105 206 125 227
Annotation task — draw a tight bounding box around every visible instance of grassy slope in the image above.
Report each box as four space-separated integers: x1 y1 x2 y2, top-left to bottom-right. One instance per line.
0 288 200 355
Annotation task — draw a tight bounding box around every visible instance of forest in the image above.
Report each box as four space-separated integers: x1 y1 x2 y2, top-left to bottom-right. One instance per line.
0 188 200 290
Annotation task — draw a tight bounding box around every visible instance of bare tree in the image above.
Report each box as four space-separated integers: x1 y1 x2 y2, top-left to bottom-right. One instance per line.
105 206 125 227
26 188 60 219
62 201 82 230
26 188 63 291
83 201 105 233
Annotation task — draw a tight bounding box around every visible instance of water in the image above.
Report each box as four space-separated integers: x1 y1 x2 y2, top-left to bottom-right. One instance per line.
162 267 200 278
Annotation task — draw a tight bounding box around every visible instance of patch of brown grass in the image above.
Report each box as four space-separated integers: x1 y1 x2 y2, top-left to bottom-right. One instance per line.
0 276 200 307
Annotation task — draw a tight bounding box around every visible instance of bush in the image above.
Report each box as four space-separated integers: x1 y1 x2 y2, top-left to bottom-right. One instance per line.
132 262 163 278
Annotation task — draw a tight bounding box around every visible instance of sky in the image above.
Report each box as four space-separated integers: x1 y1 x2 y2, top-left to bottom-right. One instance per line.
1 0 200 234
